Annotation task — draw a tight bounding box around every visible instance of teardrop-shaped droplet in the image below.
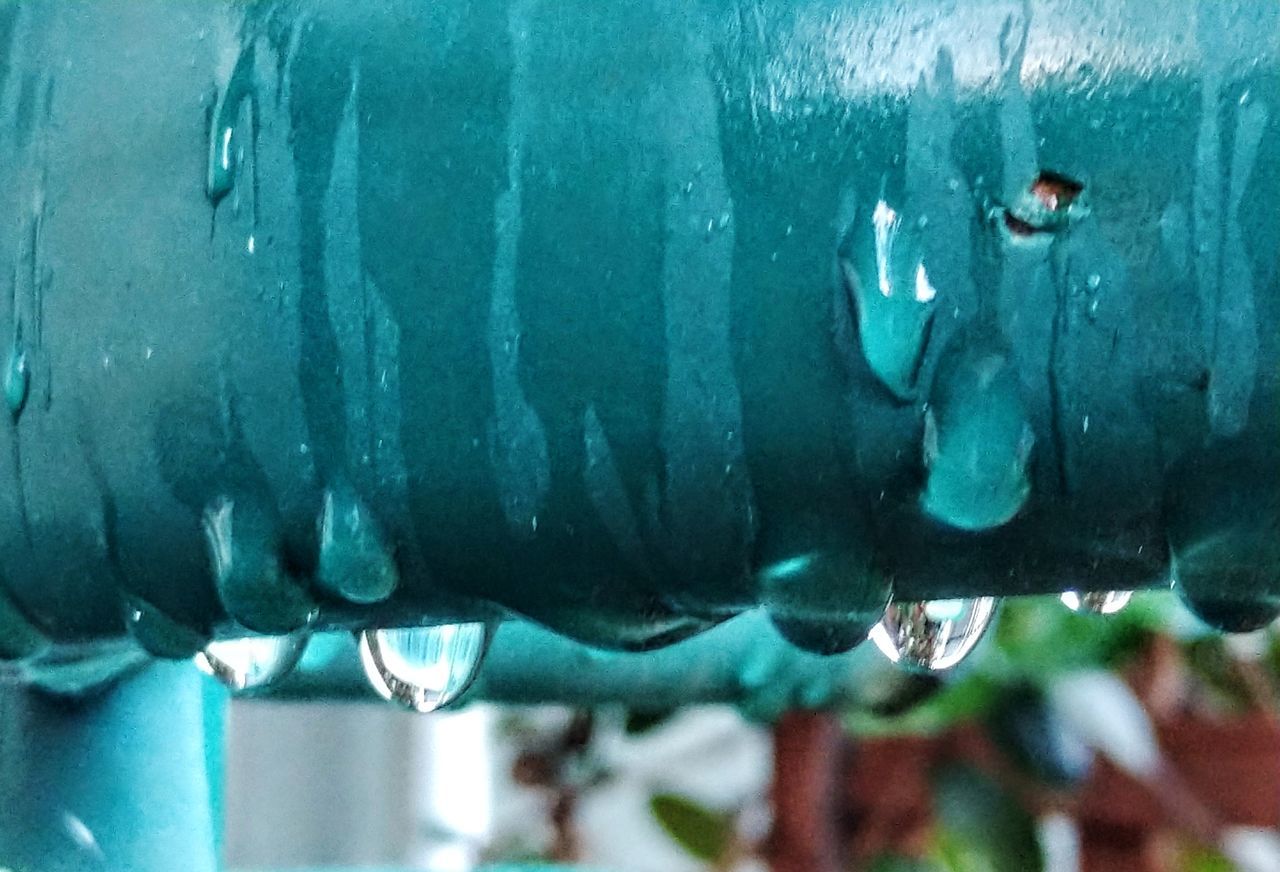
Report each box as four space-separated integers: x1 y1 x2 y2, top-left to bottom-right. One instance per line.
195 633 309 692
838 197 937 400
317 485 399 604
920 330 1033 532
1060 590 1132 615
758 512 890 655
206 48 255 204
203 494 318 635
4 345 29 420
123 595 208 660
869 597 997 672
1165 445 1280 634
358 623 491 713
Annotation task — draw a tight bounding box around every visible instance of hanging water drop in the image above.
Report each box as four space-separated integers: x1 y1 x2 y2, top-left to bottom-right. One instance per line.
4 346 28 419
195 633 309 692
123 595 207 660
838 197 937 400
206 48 255 204
316 484 399 604
920 330 1033 532
869 597 997 672
1061 590 1132 615
204 494 319 634
358 623 491 713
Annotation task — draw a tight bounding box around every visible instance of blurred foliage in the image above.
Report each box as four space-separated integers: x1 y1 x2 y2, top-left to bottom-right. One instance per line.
991 595 1161 676
985 683 1093 787
846 672 1002 737
648 793 734 863
1178 845 1237 872
930 764 1044 872
840 593 1280 872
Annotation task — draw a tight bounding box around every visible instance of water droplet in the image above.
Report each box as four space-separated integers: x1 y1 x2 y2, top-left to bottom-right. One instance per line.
758 519 889 656
869 597 997 672
1086 273 1102 290
61 813 104 864
317 485 399 604
195 633 309 692
1060 590 1131 615
122 595 207 660
838 198 936 400
1166 450 1280 633
206 49 255 204
358 623 491 713
204 495 318 634
920 333 1033 531
246 234 256 254
4 346 28 420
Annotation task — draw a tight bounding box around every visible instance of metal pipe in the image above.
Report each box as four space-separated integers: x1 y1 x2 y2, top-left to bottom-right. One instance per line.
0 0 1274 668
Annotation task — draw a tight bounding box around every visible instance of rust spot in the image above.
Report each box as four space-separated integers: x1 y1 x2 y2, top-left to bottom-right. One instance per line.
1030 170 1084 212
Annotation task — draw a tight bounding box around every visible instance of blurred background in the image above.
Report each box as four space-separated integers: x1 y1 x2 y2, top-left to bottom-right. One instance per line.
223 594 1280 872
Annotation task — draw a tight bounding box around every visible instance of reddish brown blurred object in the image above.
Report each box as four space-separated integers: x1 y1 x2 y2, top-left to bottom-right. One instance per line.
771 700 1280 871
770 711 845 872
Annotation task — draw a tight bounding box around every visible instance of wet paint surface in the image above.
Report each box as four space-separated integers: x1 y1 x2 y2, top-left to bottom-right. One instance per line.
0 0 1274 663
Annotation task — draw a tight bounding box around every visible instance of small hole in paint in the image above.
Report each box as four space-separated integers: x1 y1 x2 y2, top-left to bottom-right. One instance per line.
1030 170 1084 212
1002 211 1040 237
1000 170 1087 239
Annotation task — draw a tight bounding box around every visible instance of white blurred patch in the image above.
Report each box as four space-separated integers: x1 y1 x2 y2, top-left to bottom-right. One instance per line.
1047 671 1161 778
1221 827 1280 872
578 707 771 872
1038 812 1080 872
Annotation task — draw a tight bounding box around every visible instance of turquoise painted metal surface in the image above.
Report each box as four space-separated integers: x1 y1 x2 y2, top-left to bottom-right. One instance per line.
0 664 222 872
0 1 1274 870
0 0 1274 670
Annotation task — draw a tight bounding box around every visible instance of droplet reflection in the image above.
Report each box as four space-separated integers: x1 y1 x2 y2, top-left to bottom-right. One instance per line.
358 623 491 713
1060 590 1132 615
195 633 309 692
870 597 997 672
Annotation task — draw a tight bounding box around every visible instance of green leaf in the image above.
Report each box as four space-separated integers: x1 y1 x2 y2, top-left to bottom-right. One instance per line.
648 793 733 862
993 597 1156 677
1178 844 1236 872
930 764 1044 872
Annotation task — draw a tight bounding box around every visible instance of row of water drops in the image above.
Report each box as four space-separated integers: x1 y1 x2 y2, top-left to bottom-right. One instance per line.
192 589 1131 711
194 622 490 713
